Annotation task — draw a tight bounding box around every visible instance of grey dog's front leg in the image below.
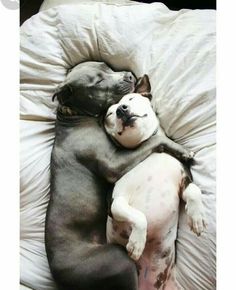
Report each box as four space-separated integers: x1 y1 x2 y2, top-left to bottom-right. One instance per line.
99 135 193 183
159 135 194 162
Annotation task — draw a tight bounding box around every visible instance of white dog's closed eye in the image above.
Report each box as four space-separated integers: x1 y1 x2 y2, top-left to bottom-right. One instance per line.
106 112 113 118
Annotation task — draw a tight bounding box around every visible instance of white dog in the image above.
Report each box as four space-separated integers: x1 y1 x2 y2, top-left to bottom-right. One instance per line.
105 75 206 290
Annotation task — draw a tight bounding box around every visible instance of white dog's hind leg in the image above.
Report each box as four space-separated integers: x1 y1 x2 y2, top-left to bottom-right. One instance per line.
111 196 147 261
182 183 206 236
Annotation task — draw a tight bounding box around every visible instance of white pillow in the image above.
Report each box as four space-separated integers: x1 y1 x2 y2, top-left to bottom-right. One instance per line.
40 0 136 11
20 3 216 289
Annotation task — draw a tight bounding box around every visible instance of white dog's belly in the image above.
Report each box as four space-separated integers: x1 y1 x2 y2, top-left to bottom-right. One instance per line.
111 153 182 231
107 153 183 290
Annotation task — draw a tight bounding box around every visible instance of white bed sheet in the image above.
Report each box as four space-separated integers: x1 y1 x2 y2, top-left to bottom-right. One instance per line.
20 3 216 289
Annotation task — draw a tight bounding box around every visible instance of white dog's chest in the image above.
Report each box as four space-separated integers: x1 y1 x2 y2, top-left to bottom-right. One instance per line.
112 152 182 227
107 153 183 239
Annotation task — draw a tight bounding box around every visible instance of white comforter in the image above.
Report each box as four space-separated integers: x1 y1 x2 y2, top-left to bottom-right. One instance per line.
20 2 216 289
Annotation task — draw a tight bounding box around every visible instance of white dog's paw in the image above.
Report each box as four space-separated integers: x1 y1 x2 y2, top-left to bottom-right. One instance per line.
126 228 147 261
185 200 207 236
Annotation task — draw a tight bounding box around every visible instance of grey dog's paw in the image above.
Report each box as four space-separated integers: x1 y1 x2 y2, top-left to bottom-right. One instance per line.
182 151 195 161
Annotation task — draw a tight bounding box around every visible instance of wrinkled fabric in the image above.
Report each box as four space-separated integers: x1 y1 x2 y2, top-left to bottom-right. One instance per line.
20 3 216 290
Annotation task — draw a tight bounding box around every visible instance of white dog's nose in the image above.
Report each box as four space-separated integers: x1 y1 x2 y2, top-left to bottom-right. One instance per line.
116 104 130 118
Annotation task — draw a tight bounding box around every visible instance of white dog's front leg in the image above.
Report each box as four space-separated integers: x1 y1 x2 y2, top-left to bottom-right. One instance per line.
111 196 147 261
182 183 206 236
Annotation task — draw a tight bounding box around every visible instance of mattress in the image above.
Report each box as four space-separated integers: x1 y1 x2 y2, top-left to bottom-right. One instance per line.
20 2 216 289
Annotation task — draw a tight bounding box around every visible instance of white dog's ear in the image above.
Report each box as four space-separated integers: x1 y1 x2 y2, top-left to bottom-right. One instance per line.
134 74 152 101
135 74 151 94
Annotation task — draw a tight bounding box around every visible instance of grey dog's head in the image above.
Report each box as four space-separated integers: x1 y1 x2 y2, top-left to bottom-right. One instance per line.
53 61 136 117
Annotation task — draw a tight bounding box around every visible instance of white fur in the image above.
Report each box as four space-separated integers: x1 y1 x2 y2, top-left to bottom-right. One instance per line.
182 183 206 236
111 196 147 260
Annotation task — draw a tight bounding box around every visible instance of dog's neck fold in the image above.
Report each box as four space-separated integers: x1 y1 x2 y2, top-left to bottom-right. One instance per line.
56 106 99 126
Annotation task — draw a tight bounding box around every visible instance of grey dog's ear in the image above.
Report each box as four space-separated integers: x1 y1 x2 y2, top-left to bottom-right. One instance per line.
134 74 152 101
52 84 73 105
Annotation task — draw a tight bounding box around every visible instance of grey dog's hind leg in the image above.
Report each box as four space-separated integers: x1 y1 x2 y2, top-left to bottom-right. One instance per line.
51 244 138 290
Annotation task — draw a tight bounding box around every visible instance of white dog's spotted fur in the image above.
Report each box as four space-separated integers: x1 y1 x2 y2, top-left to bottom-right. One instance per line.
105 93 206 290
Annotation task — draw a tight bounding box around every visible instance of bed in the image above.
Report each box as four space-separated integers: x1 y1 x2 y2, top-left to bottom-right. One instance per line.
20 1 216 289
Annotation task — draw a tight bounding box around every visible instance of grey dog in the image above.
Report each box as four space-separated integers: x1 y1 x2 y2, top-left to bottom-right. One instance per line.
45 61 193 290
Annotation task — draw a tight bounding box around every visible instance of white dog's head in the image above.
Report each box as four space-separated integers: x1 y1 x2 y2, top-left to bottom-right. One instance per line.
104 75 161 148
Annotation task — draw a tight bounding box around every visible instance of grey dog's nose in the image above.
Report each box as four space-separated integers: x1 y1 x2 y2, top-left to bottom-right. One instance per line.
123 72 135 83
116 104 130 118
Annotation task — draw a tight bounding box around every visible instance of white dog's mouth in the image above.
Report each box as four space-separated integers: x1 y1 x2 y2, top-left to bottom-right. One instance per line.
122 113 147 124
118 113 148 135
